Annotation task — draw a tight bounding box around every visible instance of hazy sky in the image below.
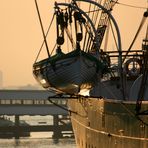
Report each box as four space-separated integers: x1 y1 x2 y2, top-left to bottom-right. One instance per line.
0 0 147 87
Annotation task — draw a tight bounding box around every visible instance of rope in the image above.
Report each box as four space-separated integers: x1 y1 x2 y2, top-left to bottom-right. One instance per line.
103 20 110 51
109 18 118 51
120 102 148 126
93 0 102 26
46 86 148 126
122 14 147 63
48 97 77 114
50 42 57 55
47 95 89 118
34 0 50 57
82 2 92 52
34 13 55 63
65 28 76 49
91 1 97 24
115 1 147 9
83 0 102 52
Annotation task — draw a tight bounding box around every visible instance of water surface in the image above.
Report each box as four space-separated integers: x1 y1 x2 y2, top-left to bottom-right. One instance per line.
0 138 76 148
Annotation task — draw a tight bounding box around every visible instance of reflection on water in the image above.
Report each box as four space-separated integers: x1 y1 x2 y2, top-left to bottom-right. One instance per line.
0 131 76 147
0 138 76 148
0 116 76 147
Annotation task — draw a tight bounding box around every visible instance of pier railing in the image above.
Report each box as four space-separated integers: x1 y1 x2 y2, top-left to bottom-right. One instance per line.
0 90 68 115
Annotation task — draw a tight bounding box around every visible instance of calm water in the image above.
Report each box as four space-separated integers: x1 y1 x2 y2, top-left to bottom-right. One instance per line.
0 116 76 148
0 138 76 148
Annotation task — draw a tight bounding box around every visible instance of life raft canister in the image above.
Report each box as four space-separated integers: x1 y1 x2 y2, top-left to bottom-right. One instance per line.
124 58 142 77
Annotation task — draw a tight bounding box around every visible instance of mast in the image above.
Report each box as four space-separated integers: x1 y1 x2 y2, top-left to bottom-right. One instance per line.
136 9 148 114
93 0 117 50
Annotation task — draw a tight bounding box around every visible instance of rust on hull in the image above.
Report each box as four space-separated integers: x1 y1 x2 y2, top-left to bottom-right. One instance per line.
68 98 148 148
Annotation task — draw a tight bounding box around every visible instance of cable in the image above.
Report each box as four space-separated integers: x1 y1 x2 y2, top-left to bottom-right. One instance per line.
34 0 50 57
47 95 89 118
34 13 55 63
120 102 148 126
48 97 77 114
114 1 147 9
122 12 147 63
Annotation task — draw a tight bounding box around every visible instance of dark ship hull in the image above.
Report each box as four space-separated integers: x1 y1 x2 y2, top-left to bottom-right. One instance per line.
68 98 148 148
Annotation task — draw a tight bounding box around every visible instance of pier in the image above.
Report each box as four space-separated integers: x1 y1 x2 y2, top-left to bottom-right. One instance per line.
0 90 74 139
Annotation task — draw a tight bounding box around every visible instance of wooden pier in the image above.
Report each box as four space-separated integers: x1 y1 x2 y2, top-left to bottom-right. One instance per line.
0 115 74 139
0 90 74 139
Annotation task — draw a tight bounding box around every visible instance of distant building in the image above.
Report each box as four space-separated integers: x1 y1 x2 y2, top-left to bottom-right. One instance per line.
18 84 43 90
0 71 3 88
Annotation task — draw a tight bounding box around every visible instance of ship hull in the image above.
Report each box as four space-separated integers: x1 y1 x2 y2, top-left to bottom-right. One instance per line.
68 98 148 148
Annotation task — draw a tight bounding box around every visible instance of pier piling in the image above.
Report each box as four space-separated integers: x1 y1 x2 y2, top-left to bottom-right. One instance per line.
14 115 20 139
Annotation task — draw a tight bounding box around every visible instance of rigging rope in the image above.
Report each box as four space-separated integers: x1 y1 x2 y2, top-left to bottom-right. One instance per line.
47 94 88 118
114 1 147 9
103 20 110 51
82 1 92 52
84 0 102 52
34 0 50 57
122 11 147 63
47 92 148 126
108 19 118 51
82 0 102 52
34 13 55 63
48 97 77 114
